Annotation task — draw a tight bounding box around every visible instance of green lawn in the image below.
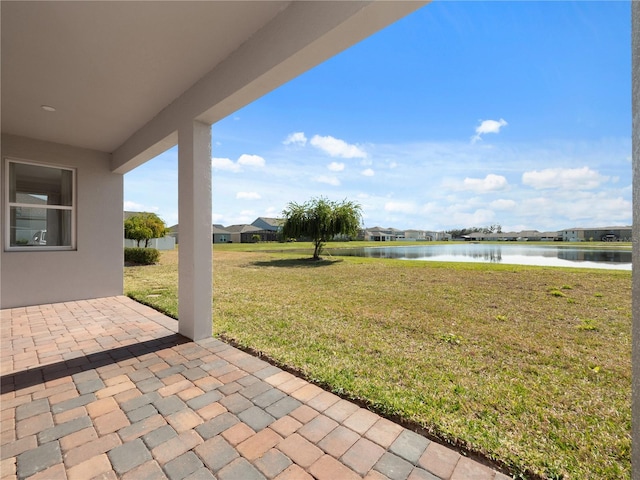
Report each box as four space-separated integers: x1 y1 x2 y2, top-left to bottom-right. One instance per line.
124 243 631 479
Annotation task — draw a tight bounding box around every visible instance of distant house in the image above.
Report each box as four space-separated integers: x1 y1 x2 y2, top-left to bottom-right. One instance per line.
362 228 450 242
168 224 231 244
225 224 277 243
364 227 405 242
462 231 560 242
167 224 179 242
431 231 453 241
404 229 427 241
402 230 452 241
251 217 284 232
560 227 632 242
519 230 560 242
364 228 395 242
213 224 231 243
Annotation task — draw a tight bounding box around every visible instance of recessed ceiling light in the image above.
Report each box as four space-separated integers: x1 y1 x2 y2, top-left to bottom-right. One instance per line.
41 105 56 112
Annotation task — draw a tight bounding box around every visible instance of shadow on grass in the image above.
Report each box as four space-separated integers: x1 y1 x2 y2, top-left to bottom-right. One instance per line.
251 257 343 268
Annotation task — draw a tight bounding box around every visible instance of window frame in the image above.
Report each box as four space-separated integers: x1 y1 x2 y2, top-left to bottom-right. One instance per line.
4 157 77 252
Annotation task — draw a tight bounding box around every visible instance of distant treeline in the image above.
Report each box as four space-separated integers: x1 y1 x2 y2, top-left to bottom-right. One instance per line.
446 224 502 238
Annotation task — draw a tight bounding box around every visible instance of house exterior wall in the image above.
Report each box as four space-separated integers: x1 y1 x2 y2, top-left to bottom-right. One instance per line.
213 233 230 243
404 230 427 241
1 134 123 308
561 227 632 242
561 230 581 242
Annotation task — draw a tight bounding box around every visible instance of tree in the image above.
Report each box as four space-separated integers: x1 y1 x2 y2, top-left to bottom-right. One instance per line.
124 213 167 247
446 224 502 238
282 197 362 260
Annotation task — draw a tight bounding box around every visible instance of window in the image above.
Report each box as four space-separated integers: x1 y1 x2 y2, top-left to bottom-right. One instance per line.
5 159 75 250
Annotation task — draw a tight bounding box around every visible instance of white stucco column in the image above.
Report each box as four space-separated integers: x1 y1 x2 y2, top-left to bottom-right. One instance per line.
178 120 212 340
632 1 639 475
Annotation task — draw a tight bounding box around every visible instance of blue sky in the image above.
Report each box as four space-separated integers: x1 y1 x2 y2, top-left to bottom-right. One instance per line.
124 1 631 232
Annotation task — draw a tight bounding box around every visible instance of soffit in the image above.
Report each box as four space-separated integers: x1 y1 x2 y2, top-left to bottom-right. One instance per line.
1 1 289 153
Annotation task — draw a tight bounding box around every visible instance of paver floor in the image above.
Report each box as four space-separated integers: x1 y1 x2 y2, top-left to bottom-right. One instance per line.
1 296 511 480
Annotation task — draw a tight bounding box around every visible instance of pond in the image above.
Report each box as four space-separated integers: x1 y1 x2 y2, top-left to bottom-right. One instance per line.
328 243 632 270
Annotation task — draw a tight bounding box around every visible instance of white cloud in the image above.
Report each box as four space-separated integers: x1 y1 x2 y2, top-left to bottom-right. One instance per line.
361 168 375 177
212 157 241 172
236 192 261 200
490 199 516 210
124 200 159 213
212 154 265 172
237 154 265 168
522 166 607 190
167 135 632 231
232 210 256 224
421 202 439 214
472 118 508 143
518 193 631 227
263 206 280 216
283 132 307 146
455 174 508 193
389 161 398 169
449 208 496 227
310 135 367 158
385 201 418 213
314 175 340 186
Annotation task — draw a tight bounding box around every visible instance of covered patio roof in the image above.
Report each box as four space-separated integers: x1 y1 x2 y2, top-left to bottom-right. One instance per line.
1 1 425 172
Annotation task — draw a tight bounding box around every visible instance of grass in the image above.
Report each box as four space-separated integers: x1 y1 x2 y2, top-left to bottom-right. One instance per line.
124 243 632 479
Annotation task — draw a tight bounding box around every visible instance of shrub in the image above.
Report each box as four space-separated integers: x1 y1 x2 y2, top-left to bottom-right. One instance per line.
124 247 159 265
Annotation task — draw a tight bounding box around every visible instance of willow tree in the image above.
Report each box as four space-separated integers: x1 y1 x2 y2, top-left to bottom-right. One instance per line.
282 197 362 260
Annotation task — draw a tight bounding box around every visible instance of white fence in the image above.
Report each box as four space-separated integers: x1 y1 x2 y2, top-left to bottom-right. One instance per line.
124 236 176 250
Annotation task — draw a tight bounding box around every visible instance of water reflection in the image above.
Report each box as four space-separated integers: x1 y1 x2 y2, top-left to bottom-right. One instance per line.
556 248 631 264
329 244 632 270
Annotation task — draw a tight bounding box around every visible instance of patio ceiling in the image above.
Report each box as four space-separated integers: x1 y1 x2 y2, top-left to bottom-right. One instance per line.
1 1 426 172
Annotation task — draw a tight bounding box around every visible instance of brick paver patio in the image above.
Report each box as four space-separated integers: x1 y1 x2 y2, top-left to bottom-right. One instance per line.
1 296 511 480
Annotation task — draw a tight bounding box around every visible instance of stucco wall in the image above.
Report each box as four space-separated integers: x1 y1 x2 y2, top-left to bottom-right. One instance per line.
1 134 123 308
632 1 639 475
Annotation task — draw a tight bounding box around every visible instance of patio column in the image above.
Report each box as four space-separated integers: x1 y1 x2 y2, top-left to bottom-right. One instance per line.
178 120 212 341
632 1 639 475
